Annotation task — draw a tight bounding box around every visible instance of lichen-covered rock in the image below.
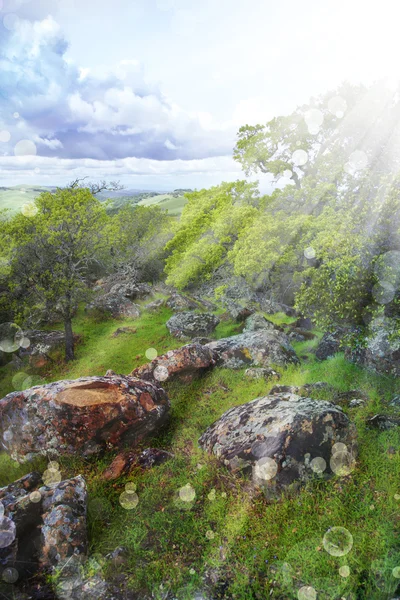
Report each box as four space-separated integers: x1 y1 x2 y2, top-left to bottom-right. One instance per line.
223 301 254 322
132 343 216 384
345 316 400 376
315 330 344 360
243 314 277 333
166 312 220 339
86 293 141 319
0 473 88 582
244 367 280 381
0 375 170 462
165 293 202 312
205 330 299 370
144 299 165 311
39 476 88 570
199 393 357 497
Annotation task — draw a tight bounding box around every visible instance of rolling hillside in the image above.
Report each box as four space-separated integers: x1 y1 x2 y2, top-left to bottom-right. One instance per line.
0 185 189 216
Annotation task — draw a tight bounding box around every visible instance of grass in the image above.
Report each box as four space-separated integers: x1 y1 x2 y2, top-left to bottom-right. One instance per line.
1 303 400 598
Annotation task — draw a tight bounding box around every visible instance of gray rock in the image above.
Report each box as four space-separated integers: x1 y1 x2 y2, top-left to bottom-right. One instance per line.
243 313 277 333
315 329 344 360
199 393 357 497
86 293 141 319
345 316 400 377
0 473 87 582
366 414 400 430
244 367 280 381
165 294 202 312
205 330 299 370
166 312 220 339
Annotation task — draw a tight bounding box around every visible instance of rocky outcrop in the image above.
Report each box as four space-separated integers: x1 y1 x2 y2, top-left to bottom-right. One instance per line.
199 392 357 497
166 312 220 339
132 343 216 384
0 375 170 462
345 316 400 377
86 293 141 319
205 330 299 370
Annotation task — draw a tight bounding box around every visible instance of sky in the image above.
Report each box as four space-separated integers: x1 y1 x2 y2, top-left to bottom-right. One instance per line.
1 0 400 191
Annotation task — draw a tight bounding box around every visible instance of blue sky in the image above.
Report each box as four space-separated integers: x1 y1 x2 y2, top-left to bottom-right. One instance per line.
1 0 400 190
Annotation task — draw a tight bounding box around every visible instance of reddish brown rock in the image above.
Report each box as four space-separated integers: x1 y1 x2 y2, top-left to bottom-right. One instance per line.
103 447 174 480
131 343 216 384
0 375 170 462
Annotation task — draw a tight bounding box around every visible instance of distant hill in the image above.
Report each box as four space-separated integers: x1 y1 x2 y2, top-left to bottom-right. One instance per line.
0 186 190 217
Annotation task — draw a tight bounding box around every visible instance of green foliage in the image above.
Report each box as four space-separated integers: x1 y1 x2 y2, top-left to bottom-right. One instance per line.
165 181 260 288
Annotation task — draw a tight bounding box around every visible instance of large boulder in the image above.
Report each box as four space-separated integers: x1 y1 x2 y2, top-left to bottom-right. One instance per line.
199 392 357 497
86 293 141 319
205 330 299 369
166 312 220 339
132 343 216 384
0 472 87 579
346 316 400 377
0 375 170 462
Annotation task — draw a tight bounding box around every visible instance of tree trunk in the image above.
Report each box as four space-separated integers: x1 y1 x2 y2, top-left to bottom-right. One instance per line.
64 315 75 362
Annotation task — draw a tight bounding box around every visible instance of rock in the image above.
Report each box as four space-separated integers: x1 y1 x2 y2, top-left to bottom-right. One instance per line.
132 343 216 384
288 327 316 341
315 329 344 360
95 272 152 301
390 395 400 408
255 296 297 317
292 317 313 330
205 330 299 370
223 301 254 322
111 327 137 338
349 399 366 408
0 472 87 582
289 331 306 342
366 414 400 430
18 330 81 367
166 312 220 339
199 393 357 497
0 375 170 462
165 293 202 312
345 316 400 377
109 281 152 300
86 293 141 319
103 448 174 480
243 314 277 333
244 367 280 381
144 299 165 311
191 337 213 345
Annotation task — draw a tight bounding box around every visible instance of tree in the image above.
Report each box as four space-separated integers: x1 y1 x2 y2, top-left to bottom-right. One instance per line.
2 186 112 361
